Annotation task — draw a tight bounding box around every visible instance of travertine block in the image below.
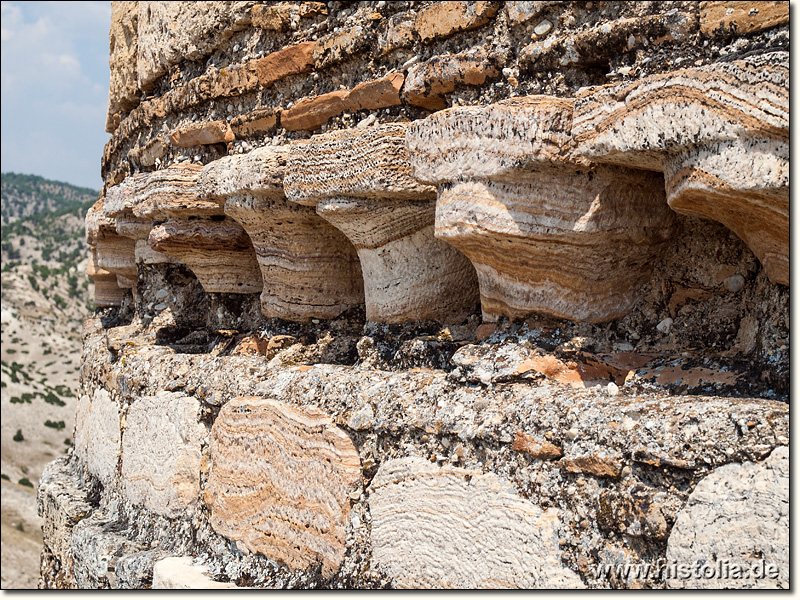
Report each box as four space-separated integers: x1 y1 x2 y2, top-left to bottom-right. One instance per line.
403 52 499 111
198 147 364 320
415 1 499 42
136 1 257 90
666 446 788 589
106 1 139 133
152 557 238 589
115 216 177 265
407 96 677 323
285 124 478 323
148 218 262 294
169 120 235 148
205 397 361 577
86 199 137 282
104 164 214 220
700 1 789 36
369 457 584 588
573 52 788 285
87 247 126 307
74 390 121 486
122 392 204 518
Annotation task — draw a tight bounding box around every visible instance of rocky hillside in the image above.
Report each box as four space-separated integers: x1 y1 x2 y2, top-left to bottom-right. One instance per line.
1 172 97 589
1 173 97 225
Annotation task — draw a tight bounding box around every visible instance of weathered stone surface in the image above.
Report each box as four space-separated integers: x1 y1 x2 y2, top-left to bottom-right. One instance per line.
407 96 677 323
700 1 788 36
136 1 257 90
230 108 280 138
369 457 584 588
205 397 362 577
121 392 204 518
574 51 788 286
520 13 697 70
129 137 165 168
74 390 121 486
284 123 477 322
169 120 235 147
403 52 499 110
149 218 262 294
255 41 315 88
37 457 92 568
313 25 374 70
152 557 238 589
285 123 478 323
378 12 417 54
199 147 365 320
114 216 177 265
105 164 216 220
666 446 788 589
87 247 126 307
106 1 139 133
504 1 562 26
70 516 137 589
86 199 137 283
281 73 404 131
415 1 499 42
511 431 562 460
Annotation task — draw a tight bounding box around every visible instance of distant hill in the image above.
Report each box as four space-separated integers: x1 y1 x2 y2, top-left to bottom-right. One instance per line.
1 172 98 225
1 173 97 588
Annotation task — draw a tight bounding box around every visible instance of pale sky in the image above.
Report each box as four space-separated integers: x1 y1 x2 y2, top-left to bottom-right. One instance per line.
1 0 111 190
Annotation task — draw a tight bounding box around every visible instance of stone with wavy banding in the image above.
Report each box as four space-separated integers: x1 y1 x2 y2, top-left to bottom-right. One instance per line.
121 392 204 518
74 390 121 486
369 457 583 589
205 397 362 577
198 147 364 320
115 216 178 265
406 96 677 323
105 164 217 220
573 51 788 286
148 218 262 294
666 446 788 589
285 124 478 323
86 199 137 282
87 247 126 307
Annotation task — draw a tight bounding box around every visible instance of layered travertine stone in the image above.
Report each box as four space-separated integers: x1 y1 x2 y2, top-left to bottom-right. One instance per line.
285 124 479 323
74 390 121 486
407 96 677 323
86 247 126 307
115 216 177 265
198 147 364 320
205 397 361 577
121 392 205 518
106 1 139 132
666 446 788 589
105 164 214 220
573 51 789 286
369 457 584 589
86 199 137 284
136 1 257 91
148 218 262 294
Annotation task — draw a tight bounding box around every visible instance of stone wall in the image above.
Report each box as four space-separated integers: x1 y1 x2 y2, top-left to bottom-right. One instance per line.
40 1 788 589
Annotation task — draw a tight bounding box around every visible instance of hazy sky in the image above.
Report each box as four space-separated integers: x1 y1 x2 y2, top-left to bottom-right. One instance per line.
1 1 111 190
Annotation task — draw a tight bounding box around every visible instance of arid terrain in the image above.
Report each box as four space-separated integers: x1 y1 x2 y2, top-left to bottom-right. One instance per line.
1 173 96 588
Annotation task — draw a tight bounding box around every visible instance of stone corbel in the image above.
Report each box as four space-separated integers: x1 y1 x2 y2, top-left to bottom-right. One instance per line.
197 146 364 321
406 96 678 323
285 123 479 323
573 51 789 286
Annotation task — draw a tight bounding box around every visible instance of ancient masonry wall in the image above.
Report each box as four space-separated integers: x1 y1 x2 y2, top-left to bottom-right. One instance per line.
39 1 788 589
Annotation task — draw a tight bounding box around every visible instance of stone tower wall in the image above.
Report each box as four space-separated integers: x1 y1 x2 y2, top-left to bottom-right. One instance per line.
39 1 788 589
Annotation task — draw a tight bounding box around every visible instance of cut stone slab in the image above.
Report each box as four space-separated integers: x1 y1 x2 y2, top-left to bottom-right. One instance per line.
121 392 205 518
205 397 362 577
369 457 584 588
666 446 788 589
152 557 238 589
